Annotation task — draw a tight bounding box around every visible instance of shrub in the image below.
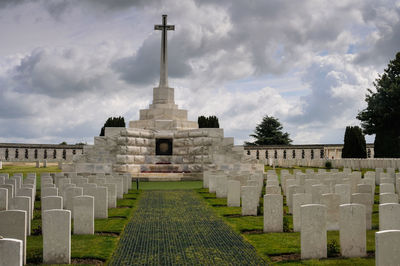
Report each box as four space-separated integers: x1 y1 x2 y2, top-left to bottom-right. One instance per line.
327 239 340 257
325 161 332 169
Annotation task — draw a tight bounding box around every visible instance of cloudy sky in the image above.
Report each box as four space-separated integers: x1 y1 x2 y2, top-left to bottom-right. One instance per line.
0 0 399 145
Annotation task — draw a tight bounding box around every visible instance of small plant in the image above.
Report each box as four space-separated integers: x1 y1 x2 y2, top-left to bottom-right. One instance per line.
32 225 42 236
325 161 332 169
327 239 340 257
283 216 290 232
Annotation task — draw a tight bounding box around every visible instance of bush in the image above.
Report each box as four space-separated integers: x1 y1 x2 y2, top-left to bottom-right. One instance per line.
325 161 332 169
283 216 290 232
327 239 340 257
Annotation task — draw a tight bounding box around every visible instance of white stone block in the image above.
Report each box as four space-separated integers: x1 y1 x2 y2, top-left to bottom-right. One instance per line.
334 184 351 204
10 196 31 236
16 188 34 220
65 187 83 216
380 183 395 194
380 193 398 204
0 188 7 211
321 193 340 230
287 185 305 213
103 183 117 208
379 203 400 231
0 238 23 266
339 204 366 257
0 210 27 264
351 193 373 230
300 204 327 259
43 210 71 264
41 187 58 198
41 196 63 214
73 196 94 235
375 230 400 266
293 193 312 232
227 180 240 207
263 194 283 232
0 184 13 209
241 186 258 216
311 184 329 204
83 186 108 219
215 174 228 198
265 186 281 195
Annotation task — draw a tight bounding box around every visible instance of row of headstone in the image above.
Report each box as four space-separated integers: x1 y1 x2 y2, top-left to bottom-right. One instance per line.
204 169 264 216
0 171 132 265
265 158 400 170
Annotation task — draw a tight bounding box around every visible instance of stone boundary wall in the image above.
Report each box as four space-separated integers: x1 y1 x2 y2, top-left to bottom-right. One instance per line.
243 143 375 160
0 143 84 162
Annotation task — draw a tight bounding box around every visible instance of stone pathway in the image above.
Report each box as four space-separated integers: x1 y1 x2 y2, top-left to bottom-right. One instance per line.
109 190 266 265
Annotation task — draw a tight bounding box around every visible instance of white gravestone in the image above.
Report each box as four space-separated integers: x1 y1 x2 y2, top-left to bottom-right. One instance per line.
227 180 240 207
379 203 400 231
43 210 71 264
339 204 366 257
375 230 400 266
287 185 305 213
300 204 327 259
83 186 108 219
334 184 351 204
41 196 63 214
380 193 398 204
0 184 13 209
0 210 27 264
351 193 373 230
41 187 58 198
293 193 312 232
109 178 123 199
263 194 283 232
311 184 329 204
11 196 31 236
380 183 395 194
16 187 34 220
11 176 22 190
0 238 23 266
241 186 258 216
321 193 340 230
60 183 76 208
265 186 281 195
65 187 83 216
215 174 228 198
73 196 94 235
0 188 7 211
103 183 117 208
203 171 210 188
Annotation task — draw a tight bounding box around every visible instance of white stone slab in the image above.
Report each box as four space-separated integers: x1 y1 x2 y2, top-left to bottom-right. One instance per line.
300 204 327 259
73 196 94 235
41 187 58 198
103 183 117 208
0 188 7 211
375 230 400 266
83 186 108 219
10 196 31 236
0 210 27 264
215 174 228 198
263 194 283 232
380 193 399 204
339 204 366 257
321 193 340 230
41 196 63 214
334 184 351 204
43 209 71 264
227 180 240 207
65 187 83 216
265 186 281 195
293 193 312 232
379 203 400 231
0 184 13 209
0 238 23 266
241 186 258 216
311 184 329 204
351 193 373 230
380 183 395 194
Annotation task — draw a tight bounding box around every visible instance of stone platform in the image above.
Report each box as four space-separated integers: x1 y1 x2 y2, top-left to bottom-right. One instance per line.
132 172 203 181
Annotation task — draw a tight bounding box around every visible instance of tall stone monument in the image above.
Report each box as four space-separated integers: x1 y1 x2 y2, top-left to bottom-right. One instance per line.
63 15 258 180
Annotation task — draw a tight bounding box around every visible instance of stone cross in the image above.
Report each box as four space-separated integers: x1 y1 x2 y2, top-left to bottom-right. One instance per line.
155 14 174 88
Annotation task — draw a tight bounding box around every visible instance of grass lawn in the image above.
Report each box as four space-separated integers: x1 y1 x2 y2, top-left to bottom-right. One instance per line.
138 180 203 190
197 166 379 265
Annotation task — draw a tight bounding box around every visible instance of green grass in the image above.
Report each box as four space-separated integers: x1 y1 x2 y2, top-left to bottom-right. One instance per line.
24 183 142 265
0 164 61 175
197 166 380 265
138 180 203 190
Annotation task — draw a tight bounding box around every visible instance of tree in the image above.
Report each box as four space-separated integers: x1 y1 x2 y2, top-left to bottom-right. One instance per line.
100 116 126 136
198 115 219 128
59 141 67 145
342 126 367 158
245 115 292 146
357 52 400 158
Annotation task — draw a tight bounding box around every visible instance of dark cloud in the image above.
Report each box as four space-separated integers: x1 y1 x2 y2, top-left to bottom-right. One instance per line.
112 33 192 85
